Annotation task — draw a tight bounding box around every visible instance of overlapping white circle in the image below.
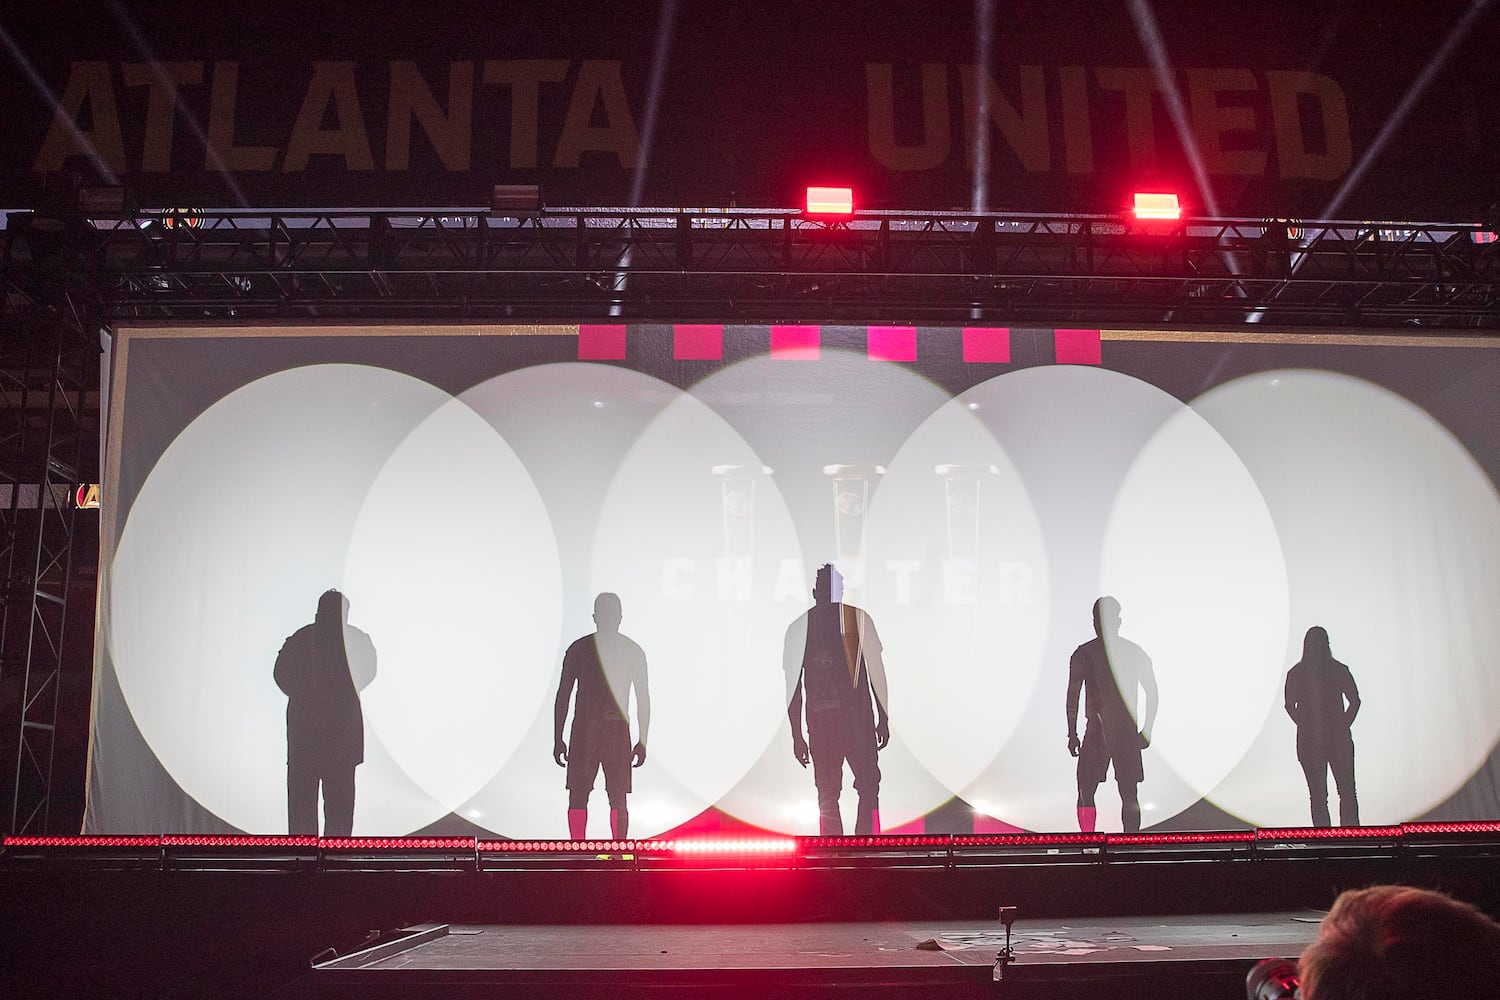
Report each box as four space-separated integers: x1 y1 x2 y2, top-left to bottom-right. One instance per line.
106 352 1500 836
1098 381 1289 820
678 349 962 833
934 366 1286 831
448 363 804 839
110 364 561 834
862 387 1051 817
344 393 563 829
1196 370 1500 825
588 385 802 832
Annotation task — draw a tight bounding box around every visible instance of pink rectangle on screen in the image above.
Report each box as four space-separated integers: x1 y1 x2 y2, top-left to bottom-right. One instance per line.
578 324 627 360
962 327 1011 363
1054 328 1102 365
868 326 917 361
770 324 821 360
674 324 724 360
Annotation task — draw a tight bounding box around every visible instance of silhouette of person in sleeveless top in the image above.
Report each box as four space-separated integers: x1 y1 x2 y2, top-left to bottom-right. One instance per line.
784 564 891 835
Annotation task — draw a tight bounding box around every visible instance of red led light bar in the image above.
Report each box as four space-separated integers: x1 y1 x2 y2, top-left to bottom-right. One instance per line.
954 833 1106 847
1106 831 1256 846
1133 192 1181 220
805 186 854 215
673 837 797 855
478 839 664 853
162 835 318 848
3 835 160 848
1256 826 1402 841
319 837 476 850
799 835 950 849
1473 230 1498 244
1401 821 1500 836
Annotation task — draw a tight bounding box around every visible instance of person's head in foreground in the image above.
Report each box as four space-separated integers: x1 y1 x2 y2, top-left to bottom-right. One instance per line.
1299 885 1500 1000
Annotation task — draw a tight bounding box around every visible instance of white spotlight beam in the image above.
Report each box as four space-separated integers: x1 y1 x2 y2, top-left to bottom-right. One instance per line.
1318 0 1495 222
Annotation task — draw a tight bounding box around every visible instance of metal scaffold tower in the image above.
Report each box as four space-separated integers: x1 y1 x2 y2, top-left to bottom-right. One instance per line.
0 214 98 834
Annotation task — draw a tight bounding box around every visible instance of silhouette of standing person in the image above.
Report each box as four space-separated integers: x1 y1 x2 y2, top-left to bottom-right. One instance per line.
1285 625 1361 827
1066 596 1158 832
274 589 377 836
785 564 891 836
553 593 651 840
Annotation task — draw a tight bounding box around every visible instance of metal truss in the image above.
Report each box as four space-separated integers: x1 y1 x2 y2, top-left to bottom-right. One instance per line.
0 253 95 835
0 206 1492 834
4 208 1496 327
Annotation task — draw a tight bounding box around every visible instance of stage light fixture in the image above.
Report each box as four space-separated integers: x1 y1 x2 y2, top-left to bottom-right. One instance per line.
77 184 127 215
1106 831 1256 846
1255 826 1402 842
319 836 477 850
1133 192 1181 220
954 833 1107 848
673 836 797 855
162 835 318 848
1475 201 1498 242
2 835 161 848
1401 821 1500 835
491 184 543 213
800 835 950 850
805 186 854 216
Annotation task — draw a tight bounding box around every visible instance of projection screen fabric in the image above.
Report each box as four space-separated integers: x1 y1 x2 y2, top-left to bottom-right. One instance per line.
86 323 1500 837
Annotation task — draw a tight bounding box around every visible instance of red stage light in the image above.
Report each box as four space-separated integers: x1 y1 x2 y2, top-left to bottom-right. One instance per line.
805 186 854 215
319 836 476 850
1106 831 1256 846
1255 826 1402 841
2 835 160 848
1474 230 1499 244
1402 821 1500 835
162 835 317 848
672 837 797 855
478 839 667 853
954 833 1106 847
800 835 949 849
1133 192 1181 220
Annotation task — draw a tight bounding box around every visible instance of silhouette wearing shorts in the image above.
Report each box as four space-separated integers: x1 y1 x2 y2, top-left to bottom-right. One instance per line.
553 593 651 840
1066 596 1158 832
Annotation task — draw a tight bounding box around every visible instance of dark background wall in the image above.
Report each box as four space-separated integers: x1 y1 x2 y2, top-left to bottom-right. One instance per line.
1 0 1496 218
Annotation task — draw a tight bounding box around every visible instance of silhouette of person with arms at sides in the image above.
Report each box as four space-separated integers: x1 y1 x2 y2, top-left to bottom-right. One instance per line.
1297 885 1500 1000
274 589 376 836
553 593 650 840
1066 596 1158 832
785 564 891 835
1284 625 1361 827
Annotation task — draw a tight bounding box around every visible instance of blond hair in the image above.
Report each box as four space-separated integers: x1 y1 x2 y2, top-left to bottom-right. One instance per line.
1300 885 1500 1000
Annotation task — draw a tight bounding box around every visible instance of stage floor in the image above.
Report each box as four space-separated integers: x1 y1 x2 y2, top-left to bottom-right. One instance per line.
16 837 1496 999
299 911 1322 998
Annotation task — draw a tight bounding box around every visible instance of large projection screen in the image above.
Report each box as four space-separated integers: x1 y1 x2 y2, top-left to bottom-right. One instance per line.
86 322 1500 837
